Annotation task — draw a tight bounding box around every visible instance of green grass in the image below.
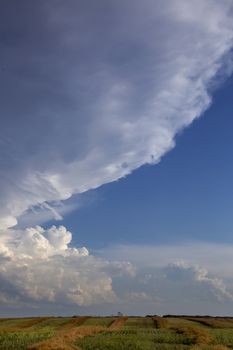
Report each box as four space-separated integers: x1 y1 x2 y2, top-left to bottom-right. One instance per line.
185 317 233 329
31 317 72 331
165 318 205 329
76 329 190 350
0 319 36 330
1 316 233 350
76 317 233 350
124 317 154 329
0 331 53 350
210 328 233 346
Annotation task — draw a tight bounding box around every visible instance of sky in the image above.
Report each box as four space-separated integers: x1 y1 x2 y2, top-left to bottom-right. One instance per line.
1 0 233 317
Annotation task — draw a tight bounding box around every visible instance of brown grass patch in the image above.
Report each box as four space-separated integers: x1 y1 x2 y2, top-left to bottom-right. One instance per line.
185 317 233 329
27 321 106 350
174 325 212 345
109 317 128 330
18 317 52 329
153 316 168 329
0 318 52 333
27 337 76 350
60 317 89 329
190 346 230 350
0 318 14 323
212 346 231 350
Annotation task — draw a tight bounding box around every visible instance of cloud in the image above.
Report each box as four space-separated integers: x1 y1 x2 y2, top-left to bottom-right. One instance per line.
96 243 233 314
1 1 233 315
0 0 232 227
1 227 233 315
111 261 233 313
98 242 233 279
0 225 118 307
160 262 233 303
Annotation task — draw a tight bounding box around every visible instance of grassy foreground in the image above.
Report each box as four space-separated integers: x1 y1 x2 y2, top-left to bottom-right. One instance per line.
0 316 233 349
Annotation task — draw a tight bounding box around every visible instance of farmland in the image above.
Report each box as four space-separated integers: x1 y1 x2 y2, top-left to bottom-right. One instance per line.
0 316 233 349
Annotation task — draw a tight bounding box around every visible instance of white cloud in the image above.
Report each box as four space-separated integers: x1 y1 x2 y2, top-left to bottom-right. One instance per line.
98 242 233 279
95 243 233 314
107 260 233 316
0 0 232 227
160 262 233 303
1 228 233 315
0 225 118 307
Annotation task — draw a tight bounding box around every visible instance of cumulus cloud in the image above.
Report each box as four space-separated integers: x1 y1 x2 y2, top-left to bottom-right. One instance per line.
96 243 233 315
99 242 233 279
0 0 232 227
1 227 233 315
105 260 233 316
0 225 118 307
0 226 233 314
160 262 233 303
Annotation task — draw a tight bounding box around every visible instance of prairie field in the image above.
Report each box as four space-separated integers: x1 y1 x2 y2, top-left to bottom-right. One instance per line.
0 316 233 350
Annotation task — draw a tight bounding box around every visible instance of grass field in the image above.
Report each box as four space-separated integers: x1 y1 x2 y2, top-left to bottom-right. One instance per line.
0 316 233 349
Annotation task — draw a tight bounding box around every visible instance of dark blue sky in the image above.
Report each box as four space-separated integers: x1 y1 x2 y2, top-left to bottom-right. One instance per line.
62 75 233 248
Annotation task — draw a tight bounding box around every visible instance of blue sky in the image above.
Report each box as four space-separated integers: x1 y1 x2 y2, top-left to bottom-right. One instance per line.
61 75 233 249
1 0 233 316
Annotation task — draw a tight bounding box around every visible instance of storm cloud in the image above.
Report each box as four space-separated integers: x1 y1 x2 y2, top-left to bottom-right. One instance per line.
0 0 232 227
